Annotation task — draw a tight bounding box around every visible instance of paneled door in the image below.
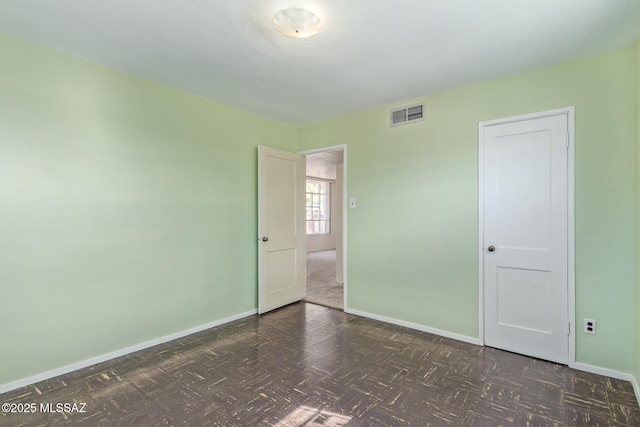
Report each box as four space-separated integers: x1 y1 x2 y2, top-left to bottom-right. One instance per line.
482 112 569 364
258 146 306 314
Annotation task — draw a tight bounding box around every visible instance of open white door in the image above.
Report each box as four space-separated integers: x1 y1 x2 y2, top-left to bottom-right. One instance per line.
482 112 569 364
258 146 306 314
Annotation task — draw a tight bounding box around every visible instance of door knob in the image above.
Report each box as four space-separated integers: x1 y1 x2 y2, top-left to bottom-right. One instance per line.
487 245 496 252
262 237 269 242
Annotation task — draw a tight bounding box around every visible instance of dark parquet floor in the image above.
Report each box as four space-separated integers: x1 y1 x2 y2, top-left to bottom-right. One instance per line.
1 302 639 426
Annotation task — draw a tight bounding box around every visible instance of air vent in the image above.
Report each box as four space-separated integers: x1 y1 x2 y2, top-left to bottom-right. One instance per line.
390 103 425 127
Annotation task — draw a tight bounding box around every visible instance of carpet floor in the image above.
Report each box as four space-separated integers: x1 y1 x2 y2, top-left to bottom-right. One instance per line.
304 250 343 310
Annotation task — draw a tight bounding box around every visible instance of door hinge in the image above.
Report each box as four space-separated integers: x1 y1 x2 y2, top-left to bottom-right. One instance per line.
566 320 571 335
566 132 570 148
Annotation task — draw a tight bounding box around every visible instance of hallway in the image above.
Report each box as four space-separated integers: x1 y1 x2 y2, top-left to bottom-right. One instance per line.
304 250 343 310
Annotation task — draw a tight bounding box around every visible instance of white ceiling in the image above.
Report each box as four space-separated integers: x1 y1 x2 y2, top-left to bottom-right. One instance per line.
1 1 639 126
306 150 343 180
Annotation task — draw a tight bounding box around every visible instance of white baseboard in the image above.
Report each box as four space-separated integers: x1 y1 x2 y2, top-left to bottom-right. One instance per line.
0 309 257 394
5 305 639 408
345 308 481 346
570 362 634 382
632 375 640 407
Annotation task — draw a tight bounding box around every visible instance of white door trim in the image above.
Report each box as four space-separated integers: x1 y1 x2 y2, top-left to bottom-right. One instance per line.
478 107 575 365
299 145 348 310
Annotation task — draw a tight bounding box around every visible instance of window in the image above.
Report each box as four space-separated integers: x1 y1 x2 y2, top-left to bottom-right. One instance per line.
306 179 330 235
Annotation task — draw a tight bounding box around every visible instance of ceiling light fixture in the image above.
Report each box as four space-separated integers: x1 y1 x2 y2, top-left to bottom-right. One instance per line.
272 8 322 39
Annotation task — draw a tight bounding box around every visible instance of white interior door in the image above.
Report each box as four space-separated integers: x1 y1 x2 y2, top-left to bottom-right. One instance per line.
258 146 306 314
483 113 569 364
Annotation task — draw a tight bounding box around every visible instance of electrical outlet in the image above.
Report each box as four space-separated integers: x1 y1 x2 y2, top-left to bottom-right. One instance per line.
584 318 596 335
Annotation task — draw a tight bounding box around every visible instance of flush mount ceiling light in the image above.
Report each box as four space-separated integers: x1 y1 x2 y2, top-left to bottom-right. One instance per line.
272 8 322 39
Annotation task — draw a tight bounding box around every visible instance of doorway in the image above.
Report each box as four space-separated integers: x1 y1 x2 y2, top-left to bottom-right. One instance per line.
478 108 575 365
301 147 346 310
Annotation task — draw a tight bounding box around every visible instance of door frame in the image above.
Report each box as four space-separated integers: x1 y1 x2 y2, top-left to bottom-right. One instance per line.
298 145 348 310
478 107 575 365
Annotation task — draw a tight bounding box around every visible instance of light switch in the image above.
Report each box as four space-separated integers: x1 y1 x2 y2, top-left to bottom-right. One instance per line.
349 198 356 208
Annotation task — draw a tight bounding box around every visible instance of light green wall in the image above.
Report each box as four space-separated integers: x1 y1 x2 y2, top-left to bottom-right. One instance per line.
299 48 636 373
2 31 638 389
0 34 297 387
635 37 640 383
